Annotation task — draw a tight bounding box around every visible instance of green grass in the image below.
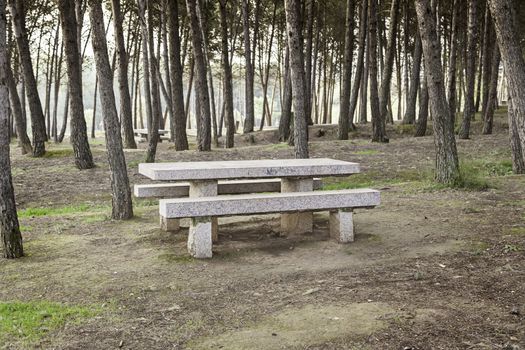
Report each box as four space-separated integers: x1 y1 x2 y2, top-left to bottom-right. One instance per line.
394 124 415 135
0 301 98 345
508 227 525 236
18 204 102 219
42 149 74 158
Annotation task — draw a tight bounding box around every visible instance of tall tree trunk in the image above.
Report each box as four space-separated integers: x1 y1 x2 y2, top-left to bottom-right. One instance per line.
88 0 133 219
284 0 309 158
482 44 500 135
488 0 525 173
480 5 493 119
376 0 400 142
5 63 31 154
168 0 188 150
7 0 46 156
279 45 292 142
145 0 162 162
304 0 314 125
57 88 69 143
219 0 235 148
507 95 525 173
58 0 95 169
241 0 254 133
415 70 429 137
337 0 355 140
458 0 479 139
368 0 381 140
1 0 23 258
138 0 152 135
403 32 422 125
186 0 211 151
359 26 370 124
415 0 460 184
111 0 136 149
349 0 368 124
446 0 459 129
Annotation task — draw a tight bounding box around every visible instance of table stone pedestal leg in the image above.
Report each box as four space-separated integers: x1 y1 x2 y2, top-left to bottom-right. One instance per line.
329 209 354 243
160 216 180 232
187 181 218 258
281 178 314 236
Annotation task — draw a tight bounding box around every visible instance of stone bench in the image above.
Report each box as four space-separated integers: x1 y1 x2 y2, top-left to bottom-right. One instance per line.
159 189 380 258
134 178 323 198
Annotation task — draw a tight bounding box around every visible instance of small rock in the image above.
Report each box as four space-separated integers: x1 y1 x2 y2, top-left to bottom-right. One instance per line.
271 333 278 337
118 340 124 348
302 288 320 296
510 306 520 316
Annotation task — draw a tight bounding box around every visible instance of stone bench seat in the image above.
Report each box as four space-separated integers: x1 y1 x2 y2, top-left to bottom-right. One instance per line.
159 189 380 258
134 178 323 198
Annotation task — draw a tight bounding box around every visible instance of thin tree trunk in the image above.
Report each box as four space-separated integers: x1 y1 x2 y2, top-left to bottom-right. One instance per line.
458 0 479 139
88 0 133 219
111 0 137 149
480 4 493 119
7 0 47 156
368 0 381 139
403 32 422 124
242 0 254 133
0 0 23 258
6 63 31 154
415 0 460 183
284 0 308 158
337 0 355 140
168 0 188 150
279 45 292 142
58 0 95 169
447 0 459 129
349 0 367 125
219 0 234 148
415 71 429 137
57 88 69 143
186 0 211 151
488 0 525 173
482 44 500 135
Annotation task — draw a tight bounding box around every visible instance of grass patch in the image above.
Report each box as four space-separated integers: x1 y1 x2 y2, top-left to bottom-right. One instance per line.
42 149 74 158
82 214 109 224
267 142 290 150
0 301 98 345
158 253 195 264
508 227 525 235
470 241 490 255
18 203 105 219
19 225 33 232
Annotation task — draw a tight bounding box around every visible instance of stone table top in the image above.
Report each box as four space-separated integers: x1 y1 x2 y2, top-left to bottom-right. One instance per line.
139 158 360 181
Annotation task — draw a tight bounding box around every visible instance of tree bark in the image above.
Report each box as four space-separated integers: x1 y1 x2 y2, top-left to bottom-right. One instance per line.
284 0 308 158
376 0 400 142
111 0 136 149
415 0 460 184
1 0 23 258
446 0 459 129
481 44 500 135
458 0 479 139
88 0 133 219
5 63 31 154
337 0 355 140
219 0 235 148
58 0 95 169
349 0 368 124
415 71 429 137
488 0 525 173
186 0 211 151
279 45 292 142
7 0 46 156
368 0 381 141
168 0 188 150
403 32 422 125
242 0 254 133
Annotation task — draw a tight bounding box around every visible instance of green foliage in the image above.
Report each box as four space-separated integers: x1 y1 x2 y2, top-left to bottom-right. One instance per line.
0 301 98 345
509 227 525 235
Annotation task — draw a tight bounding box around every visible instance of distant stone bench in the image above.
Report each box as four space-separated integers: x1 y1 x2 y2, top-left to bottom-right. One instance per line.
134 178 323 198
159 189 380 258
134 129 169 142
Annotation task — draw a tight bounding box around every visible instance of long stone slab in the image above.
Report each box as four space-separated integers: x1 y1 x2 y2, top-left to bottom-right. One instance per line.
139 158 360 181
159 189 380 219
134 178 323 198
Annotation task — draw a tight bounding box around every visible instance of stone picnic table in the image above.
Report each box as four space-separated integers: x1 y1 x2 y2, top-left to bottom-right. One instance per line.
138 158 361 237
133 129 169 142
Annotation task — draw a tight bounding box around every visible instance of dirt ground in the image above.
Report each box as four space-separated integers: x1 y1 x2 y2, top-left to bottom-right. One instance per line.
1 114 524 349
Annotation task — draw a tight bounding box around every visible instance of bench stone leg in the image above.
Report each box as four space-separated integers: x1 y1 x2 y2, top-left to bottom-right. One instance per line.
189 180 219 247
329 210 354 243
188 217 213 258
281 178 314 235
160 216 180 232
